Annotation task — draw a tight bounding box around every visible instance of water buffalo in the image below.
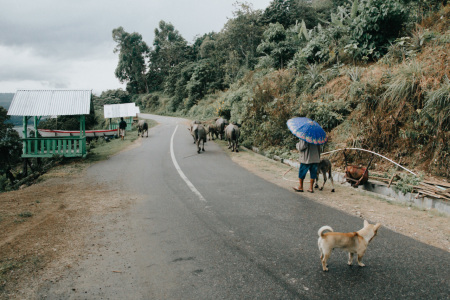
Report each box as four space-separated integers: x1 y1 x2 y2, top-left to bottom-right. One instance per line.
215 117 229 140
206 122 219 140
188 120 202 143
137 120 148 137
225 123 240 152
192 123 207 153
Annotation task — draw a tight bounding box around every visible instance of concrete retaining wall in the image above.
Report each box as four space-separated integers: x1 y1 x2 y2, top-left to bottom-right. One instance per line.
252 147 450 216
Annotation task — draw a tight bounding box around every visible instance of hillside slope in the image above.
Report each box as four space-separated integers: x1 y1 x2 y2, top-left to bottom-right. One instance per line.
161 6 450 180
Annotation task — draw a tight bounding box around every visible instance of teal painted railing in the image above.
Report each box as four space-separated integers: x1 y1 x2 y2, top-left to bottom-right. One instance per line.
21 136 87 158
109 117 133 130
109 123 132 130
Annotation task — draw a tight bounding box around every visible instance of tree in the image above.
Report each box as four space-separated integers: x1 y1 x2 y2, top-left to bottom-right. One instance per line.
260 0 319 29
0 106 21 183
92 89 131 110
148 20 188 90
347 0 409 60
260 0 291 27
257 23 299 69
185 59 219 109
191 32 218 61
164 61 196 111
112 27 150 94
218 2 266 81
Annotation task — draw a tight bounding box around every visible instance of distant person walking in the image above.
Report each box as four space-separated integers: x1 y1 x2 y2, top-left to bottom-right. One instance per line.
119 117 127 140
293 140 321 193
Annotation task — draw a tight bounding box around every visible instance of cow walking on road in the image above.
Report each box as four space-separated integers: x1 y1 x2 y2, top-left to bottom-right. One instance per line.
206 122 219 140
137 120 148 137
191 123 207 153
215 117 228 140
225 124 240 152
189 120 202 143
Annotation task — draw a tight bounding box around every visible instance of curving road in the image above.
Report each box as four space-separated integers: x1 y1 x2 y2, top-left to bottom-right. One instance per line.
39 114 449 299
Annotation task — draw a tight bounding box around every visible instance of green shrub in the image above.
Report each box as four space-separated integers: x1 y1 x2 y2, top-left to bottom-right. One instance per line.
392 173 422 195
300 95 351 131
348 0 410 61
0 174 7 192
18 211 33 218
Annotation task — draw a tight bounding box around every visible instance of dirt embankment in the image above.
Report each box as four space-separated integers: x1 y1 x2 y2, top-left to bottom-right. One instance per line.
0 164 138 299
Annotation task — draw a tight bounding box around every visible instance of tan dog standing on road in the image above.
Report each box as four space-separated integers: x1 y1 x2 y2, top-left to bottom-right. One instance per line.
318 220 381 271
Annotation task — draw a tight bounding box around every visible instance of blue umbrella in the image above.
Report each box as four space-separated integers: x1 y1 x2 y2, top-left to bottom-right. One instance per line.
286 117 327 145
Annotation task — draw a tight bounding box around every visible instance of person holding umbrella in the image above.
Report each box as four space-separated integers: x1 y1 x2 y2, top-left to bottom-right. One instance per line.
294 139 321 192
286 117 327 193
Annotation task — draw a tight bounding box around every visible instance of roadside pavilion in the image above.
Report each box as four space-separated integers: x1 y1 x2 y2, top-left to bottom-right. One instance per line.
7 89 92 158
103 103 140 130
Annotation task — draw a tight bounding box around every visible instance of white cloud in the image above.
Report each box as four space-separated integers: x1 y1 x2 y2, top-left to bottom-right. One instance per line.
0 0 272 93
0 44 124 94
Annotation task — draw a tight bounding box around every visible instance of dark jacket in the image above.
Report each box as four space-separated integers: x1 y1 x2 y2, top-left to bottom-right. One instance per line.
119 120 127 130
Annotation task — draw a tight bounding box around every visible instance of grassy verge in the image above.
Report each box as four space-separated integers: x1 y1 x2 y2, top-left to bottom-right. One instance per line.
87 119 157 162
0 119 158 297
42 119 158 179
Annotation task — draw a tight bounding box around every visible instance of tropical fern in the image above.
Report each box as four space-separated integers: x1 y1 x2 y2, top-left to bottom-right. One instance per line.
350 0 359 20
300 19 310 41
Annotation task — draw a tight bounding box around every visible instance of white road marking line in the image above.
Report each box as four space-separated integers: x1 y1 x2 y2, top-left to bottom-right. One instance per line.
170 125 206 202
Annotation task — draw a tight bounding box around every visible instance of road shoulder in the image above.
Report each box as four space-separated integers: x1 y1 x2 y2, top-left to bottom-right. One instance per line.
217 142 449 252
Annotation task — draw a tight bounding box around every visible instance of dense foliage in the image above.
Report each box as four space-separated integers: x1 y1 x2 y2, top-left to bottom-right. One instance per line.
0 107 21 187
110 0 449 177
112 27 150 94
92 89 132 110
113 0 418 97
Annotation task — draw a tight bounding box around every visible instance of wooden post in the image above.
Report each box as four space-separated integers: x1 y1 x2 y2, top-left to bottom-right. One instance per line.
22 116 28 175
22 158 28 176
80 115 86 156
33 116 38 137
80 115 84 136
33 116 38 156
128 116 132 130
22 116 27 154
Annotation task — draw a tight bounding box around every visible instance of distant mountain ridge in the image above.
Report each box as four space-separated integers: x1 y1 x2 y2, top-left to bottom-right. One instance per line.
0 93 25 126
0 93 14 110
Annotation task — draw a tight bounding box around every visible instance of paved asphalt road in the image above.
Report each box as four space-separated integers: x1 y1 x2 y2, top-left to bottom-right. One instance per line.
39 114 449 299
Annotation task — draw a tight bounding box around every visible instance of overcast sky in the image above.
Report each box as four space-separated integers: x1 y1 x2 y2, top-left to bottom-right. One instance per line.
0 0 272 95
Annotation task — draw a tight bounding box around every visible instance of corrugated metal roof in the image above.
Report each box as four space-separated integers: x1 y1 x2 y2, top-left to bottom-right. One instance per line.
103 103 140 118
7 90 92 116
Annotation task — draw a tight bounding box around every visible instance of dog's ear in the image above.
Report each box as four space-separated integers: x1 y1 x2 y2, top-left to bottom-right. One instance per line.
364 220 369 227
374 223 381 231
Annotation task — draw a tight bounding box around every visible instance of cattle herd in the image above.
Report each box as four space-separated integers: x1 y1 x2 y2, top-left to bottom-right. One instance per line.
188 117 240 154
133 117 239 154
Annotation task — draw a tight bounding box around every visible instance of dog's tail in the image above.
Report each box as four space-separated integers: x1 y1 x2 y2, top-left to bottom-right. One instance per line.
318 226 333 237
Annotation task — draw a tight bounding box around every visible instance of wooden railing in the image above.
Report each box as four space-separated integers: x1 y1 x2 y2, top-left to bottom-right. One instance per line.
21 136 87 158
